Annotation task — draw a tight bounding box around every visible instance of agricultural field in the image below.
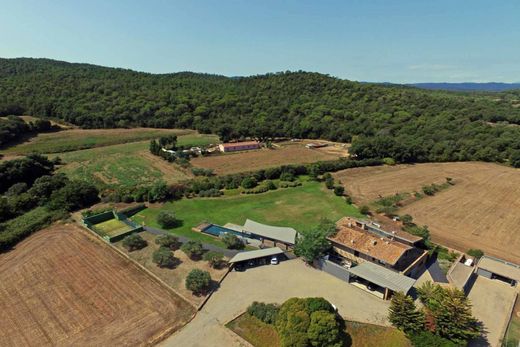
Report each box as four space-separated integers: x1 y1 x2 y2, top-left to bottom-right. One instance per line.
0 224 194 346
1 127 201 154
191 140 348 175
334 162 520 263
54 133 218 189
131 179 363 247
115 232 229 306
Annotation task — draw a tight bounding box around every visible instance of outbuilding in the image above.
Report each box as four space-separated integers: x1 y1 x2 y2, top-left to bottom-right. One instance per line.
476 256 520 287
229 247 285 270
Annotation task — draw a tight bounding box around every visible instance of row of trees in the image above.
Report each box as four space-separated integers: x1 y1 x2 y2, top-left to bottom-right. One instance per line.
1 58 519 166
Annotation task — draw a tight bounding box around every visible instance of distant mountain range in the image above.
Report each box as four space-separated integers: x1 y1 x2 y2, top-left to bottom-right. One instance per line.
408 82 520 92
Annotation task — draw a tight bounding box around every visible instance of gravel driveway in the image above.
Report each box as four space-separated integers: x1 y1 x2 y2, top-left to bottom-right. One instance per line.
160 258 390 347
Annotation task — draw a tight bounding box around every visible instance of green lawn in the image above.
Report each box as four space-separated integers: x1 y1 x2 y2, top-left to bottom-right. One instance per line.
131 179 363 246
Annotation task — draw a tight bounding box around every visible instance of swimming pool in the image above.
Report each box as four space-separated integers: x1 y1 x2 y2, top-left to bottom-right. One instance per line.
202 224 246 238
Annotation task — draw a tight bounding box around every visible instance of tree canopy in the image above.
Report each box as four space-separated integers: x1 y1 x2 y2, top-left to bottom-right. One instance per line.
1 58 520 166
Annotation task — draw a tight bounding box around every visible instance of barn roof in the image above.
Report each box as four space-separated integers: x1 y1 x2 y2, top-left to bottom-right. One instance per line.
243 219 297 245
229 247 284 264
348 261 416 293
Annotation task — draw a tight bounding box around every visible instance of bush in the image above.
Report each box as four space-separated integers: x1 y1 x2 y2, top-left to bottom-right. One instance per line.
306 297 335 314
203 251 225 268
265 180 277 190
156 210 179 228
279 181 302 188
383 157 396 165
280 171 295 182
198 188 222 197
333 185 345 196
325 176 334 189
152 246 177 268
221 233 245 249
241 176 257 189
247 301 279 324
155 234 180 249
467 248 484 259
185 269 211 294
122 233 147 251
359 205 370 215
409 331 457 347
181 240 204 259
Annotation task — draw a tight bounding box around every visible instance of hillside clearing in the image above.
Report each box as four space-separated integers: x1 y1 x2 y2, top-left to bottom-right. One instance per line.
334 162 520 263
0 224 194 346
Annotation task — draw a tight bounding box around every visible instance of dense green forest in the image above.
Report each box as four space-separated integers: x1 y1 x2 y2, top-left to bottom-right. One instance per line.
1 58 520 165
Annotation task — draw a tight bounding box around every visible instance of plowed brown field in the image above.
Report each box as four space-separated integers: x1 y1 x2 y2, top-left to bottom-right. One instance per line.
191 143 345 175
0 224 194 347
334 162 520 263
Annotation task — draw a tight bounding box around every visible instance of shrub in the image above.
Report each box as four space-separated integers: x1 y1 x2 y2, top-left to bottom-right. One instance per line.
333 185 345 196
185 269 211 294
156 211 178 228
152 246 177 268
122 233 147 251
409 331 458 347
181 240 204 259
422 185 436 196
280 171 295 182
198 188 222 197
221 233 245 249
345 196 353 204
155 234 180 250
203 251 225 268
325 176 334 189
265 180 277 190
359 205 370 215
467 248 484 259
241 177 257 189
383 157 396 165
247 301 279 324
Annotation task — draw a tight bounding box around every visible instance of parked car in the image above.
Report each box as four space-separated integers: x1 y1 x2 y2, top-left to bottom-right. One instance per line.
270 256 279 265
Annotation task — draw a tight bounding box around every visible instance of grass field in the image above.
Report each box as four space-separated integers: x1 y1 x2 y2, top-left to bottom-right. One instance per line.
334 162 520 263
0 224 194 346
55 133 218 189
226 314 410 347
1 127 199 154
131 179 363 247
226 314 281 347
504 298 520 347
93 218 132 237
191 141 347 175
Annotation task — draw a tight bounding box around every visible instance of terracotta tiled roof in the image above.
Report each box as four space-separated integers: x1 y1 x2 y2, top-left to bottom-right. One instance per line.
328 217 412 266
220 141 259 148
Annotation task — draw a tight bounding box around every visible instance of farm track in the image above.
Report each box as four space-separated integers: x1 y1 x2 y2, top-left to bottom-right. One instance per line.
0 224 194 347
334 162 520 263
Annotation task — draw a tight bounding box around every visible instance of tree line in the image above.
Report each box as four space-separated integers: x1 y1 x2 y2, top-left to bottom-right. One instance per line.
1 58 520 166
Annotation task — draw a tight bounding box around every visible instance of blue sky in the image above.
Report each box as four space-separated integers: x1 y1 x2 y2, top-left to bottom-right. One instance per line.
1 0 519 83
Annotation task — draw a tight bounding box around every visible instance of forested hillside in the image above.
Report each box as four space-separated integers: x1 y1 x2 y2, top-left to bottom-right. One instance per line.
1 58 519 165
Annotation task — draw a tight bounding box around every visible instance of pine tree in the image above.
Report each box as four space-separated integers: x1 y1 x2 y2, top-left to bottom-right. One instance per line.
388 292 424 334
435 288 480 344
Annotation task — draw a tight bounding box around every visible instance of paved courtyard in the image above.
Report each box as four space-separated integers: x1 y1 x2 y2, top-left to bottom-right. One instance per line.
468 276 518 347
161 258 390 347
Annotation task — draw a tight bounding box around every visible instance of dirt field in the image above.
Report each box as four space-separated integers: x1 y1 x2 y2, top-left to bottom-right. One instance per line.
334 162 520 263
0 224 194 347
191 142 347 175
115 232 229 306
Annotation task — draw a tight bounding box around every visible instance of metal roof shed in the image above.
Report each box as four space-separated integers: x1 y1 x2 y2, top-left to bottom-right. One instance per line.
229 247 285 264
348 261 416 294
243 219 297 245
